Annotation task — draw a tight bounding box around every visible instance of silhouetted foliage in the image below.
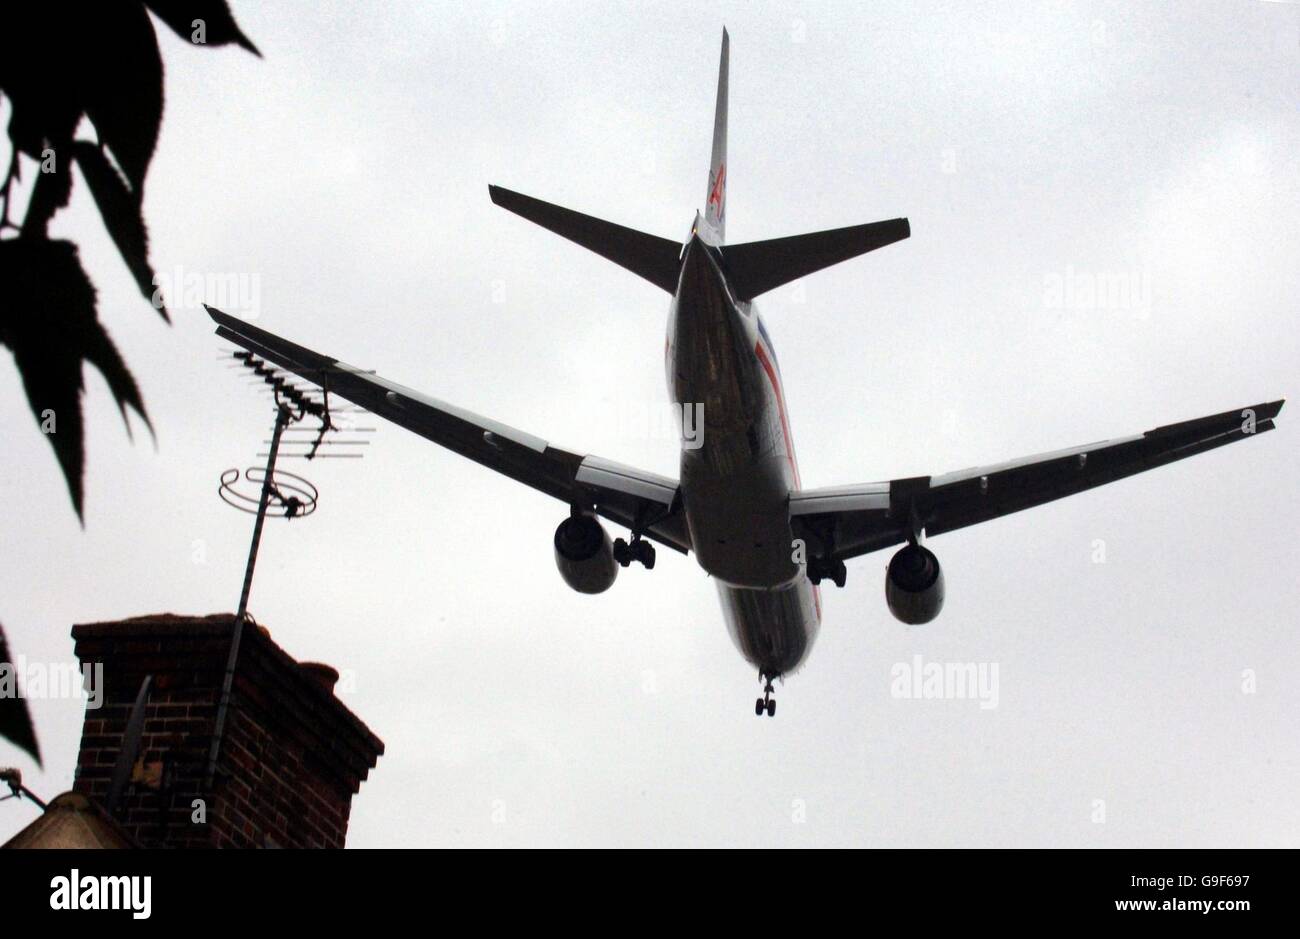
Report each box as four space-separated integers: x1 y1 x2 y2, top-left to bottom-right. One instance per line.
0 1 257 519
0 2 256 764
0 622 40 764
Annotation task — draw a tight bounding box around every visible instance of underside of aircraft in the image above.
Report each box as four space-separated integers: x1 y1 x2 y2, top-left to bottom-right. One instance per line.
208 29 1282 717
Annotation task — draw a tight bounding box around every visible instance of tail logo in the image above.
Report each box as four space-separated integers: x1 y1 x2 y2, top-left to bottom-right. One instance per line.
708 163 726 221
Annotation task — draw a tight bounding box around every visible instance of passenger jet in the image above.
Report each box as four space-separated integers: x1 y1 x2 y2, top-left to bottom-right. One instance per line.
208 30 1283 716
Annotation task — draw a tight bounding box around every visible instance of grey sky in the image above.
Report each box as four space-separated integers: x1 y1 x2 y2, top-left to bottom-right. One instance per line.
2 0 1297 846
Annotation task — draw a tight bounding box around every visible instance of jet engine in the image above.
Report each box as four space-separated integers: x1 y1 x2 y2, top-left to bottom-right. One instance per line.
553 515 618 594
885 544 945 624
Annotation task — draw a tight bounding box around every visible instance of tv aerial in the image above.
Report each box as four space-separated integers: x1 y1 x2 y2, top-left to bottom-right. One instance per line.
206 348 372 787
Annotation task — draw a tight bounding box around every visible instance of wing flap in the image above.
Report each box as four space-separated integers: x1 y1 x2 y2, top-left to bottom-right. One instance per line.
575 456 678 507
789 482 890 516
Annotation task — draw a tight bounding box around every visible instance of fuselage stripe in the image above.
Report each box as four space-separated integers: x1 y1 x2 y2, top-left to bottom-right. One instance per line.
753 338 801 490
753 336 820 622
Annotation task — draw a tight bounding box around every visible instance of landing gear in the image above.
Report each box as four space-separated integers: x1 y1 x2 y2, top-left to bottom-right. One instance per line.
807 556 846 588
613 533 656 569
754 674 778 717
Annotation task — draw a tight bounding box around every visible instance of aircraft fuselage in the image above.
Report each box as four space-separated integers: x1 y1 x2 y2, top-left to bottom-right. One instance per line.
668 222 821 679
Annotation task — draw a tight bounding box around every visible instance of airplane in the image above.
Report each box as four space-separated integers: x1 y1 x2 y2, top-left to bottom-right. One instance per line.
208 29 1283 717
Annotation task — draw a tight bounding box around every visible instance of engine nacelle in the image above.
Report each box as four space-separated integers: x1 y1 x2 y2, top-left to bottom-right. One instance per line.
885 544 945 624
553 515 618 594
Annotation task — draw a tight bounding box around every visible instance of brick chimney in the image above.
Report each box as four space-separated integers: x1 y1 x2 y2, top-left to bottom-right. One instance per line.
70 614 383 848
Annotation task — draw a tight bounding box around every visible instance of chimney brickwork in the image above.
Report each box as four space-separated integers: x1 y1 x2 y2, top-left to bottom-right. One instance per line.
70 614 383 848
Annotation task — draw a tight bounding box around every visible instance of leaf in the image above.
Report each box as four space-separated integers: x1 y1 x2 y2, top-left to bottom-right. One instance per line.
80 3 166 196
18 154 74 239
0 8 84 160
71 140 169 321
0 238 151 519
0 6 167 196
0 621 41 765
144 0 261 56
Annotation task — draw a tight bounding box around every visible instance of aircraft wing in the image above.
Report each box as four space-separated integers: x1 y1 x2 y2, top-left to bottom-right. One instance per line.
791 400 1284 563
207 306 692 554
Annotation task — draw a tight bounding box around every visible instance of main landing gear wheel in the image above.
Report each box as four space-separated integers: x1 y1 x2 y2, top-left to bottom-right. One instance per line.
613 535 656 569
807 557 846 588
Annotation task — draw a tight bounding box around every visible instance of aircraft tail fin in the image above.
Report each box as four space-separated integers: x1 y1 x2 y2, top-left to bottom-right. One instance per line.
489 185 683 293
703 28 729 241
719 218 911 300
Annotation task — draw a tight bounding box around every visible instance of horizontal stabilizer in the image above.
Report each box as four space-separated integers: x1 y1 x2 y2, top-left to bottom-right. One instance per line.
489 185 682 293
719 218 910 300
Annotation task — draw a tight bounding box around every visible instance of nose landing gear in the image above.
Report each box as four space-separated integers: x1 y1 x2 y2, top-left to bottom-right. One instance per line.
754 674 777 717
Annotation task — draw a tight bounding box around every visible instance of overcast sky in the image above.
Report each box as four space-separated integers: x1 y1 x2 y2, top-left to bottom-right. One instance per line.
2 0 1297 847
